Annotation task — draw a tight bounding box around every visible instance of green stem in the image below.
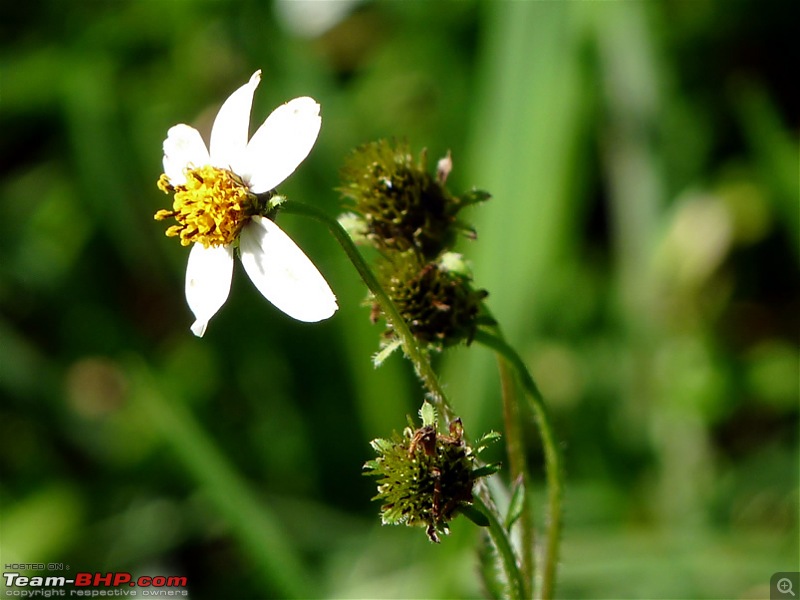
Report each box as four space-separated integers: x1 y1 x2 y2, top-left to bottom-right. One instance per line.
280 201 454 421
473 493 526 600
281 202 527 597
497 356 534 597
474 330 563 600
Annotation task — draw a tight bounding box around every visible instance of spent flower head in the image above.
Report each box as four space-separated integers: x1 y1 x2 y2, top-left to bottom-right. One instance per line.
339 140 490 260
364 401 500 543
154 70 337 336
374 251 490 351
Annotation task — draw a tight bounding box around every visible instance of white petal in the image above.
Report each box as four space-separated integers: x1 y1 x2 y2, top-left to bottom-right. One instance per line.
239 216 337 322
185 243 234 337
210 70 261 171
241 97 322 194
163 125 210 186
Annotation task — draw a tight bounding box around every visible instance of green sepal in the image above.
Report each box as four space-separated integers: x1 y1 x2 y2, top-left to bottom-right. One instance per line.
362 459 381 471
475 315 499 328
472 463 502 479
451 220 478 240
458 188 492 207
474 431 502 453
372 338 402 367
456 501 490 528
368 437 393 454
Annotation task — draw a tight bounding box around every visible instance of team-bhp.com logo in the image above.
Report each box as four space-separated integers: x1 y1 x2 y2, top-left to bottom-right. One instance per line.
3 570 188 597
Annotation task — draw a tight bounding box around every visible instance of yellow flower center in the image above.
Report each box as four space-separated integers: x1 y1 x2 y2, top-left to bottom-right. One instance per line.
155 166 256 248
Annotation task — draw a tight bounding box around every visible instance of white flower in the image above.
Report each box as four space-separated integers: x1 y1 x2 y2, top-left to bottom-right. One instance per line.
155 70 337 336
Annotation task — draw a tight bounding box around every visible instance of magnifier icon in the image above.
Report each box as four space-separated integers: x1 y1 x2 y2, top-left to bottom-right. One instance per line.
778 578 796 597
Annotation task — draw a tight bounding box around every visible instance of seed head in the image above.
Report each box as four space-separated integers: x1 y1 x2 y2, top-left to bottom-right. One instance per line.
364 402 500 542
374 252 490 350
339 140 489 259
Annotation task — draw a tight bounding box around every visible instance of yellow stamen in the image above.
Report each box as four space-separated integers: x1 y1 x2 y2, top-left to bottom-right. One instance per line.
154 166 256 248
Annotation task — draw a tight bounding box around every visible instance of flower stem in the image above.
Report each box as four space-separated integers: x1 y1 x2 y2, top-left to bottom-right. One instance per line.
497 356 534 597
282 202 527 596
472 493 526 600
279 201 455 421
474 329 563 600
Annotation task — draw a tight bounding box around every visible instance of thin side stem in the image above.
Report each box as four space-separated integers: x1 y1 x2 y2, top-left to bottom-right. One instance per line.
473 493 527 600
475 330 563 600
497 356 534 597
279 201 454 421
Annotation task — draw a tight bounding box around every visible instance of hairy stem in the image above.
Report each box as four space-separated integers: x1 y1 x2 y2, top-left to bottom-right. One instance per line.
497 356 534 597
475 330 563 600
473 493 527 600
282 202 530 596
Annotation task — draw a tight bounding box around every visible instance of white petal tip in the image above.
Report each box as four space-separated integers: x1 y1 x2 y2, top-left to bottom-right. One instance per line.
250 70 262 84
184 243 234 339
191 321 208 337
286 96 320 117
241 97 322 193
294 295 338 323
239 218 338 323
162 124 209 185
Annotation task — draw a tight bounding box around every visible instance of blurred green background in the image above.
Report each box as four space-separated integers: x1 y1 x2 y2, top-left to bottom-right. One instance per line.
1 1 797 598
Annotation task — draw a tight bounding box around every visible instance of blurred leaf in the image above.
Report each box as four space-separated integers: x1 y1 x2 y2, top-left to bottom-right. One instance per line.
505 476 526 532
444 1 592 425
129 361 315 599
0 486 83 564
734 83 800 258
746 341 800 410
